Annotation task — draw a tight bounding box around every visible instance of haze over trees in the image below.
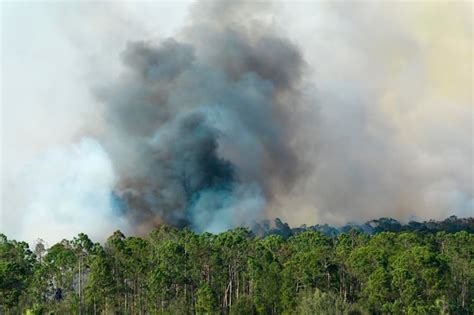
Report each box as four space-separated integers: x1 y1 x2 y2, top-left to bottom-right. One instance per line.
1 217 473 314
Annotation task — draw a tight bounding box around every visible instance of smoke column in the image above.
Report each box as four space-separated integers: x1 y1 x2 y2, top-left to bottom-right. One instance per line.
1 0 472 244
98 1 307 233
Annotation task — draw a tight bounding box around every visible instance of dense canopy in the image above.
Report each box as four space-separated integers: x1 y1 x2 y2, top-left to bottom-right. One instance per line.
1 218 473 314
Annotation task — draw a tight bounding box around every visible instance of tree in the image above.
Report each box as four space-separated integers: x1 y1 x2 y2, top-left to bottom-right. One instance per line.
1 217 473 313
0 234 36 312
85 243 115 314
389 244 448 313
195 284 217 314
296 288 353 315
72 233 93 314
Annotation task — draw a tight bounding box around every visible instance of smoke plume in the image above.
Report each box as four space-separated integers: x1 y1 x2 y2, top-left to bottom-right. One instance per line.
97 1 307 233
1 0 472 244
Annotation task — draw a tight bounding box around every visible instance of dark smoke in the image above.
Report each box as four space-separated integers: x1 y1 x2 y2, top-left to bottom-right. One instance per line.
96 1 308 233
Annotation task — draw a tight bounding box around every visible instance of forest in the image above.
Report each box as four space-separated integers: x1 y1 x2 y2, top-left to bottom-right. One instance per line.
1 217 473 314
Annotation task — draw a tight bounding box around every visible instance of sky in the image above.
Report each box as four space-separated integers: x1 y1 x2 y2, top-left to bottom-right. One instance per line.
1 0 472 245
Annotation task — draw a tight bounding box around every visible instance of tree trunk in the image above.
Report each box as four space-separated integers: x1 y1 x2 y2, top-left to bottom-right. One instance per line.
78 257 82 315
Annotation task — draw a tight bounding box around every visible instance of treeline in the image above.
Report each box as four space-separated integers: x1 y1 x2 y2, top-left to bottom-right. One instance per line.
253 216 474 238
1 219 473 314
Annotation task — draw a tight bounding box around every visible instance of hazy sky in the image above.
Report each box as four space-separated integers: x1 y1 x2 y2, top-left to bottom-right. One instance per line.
1 1 472 245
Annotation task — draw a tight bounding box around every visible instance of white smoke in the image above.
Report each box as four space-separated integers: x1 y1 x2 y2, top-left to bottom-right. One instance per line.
2 138 129 245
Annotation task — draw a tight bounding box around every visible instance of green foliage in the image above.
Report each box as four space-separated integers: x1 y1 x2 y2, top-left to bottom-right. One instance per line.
0 234 36 311
229 295 257 315
1 227 473 314
195 284 217 314
296 288 353 315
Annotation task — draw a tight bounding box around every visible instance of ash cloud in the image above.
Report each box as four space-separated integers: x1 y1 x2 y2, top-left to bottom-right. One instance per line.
97 1 308 233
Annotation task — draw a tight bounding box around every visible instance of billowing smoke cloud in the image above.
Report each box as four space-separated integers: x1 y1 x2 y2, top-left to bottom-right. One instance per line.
2 138 130 244
1 0 472 244
275 1 473 225
96 1 307 233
